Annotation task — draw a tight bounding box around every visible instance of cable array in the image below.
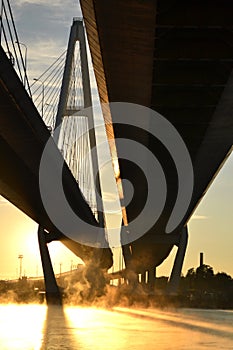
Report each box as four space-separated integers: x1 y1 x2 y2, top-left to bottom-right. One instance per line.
58 115 97 217
30 50 67 131
30 41 97 217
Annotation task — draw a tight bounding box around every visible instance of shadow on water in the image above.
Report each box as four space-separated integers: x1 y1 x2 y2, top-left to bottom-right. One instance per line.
114 308 233 341
40 305 78 350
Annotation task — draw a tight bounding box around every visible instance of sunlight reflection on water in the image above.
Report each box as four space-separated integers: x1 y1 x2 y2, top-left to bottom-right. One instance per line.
0 304 232 350
0 304 46 350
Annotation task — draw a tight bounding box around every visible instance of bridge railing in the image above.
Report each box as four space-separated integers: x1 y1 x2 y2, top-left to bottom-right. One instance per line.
0 0 31 97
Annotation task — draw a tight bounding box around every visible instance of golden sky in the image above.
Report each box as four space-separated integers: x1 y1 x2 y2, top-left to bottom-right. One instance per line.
0 1 232 280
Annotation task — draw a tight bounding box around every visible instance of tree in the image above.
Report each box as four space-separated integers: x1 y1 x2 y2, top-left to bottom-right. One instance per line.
196 264 214 291
185 268 196 289
214 272 232 291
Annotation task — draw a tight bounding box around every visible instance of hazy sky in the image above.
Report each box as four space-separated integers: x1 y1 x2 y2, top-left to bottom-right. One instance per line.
0 0 232 280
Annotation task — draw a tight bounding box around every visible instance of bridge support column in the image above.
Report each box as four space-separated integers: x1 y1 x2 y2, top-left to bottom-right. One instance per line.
148 266 156 292
166 225 188 295
38 226 62 305
141 271 146 285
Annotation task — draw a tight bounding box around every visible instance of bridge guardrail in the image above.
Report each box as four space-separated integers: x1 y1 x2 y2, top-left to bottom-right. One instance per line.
0 0 31 97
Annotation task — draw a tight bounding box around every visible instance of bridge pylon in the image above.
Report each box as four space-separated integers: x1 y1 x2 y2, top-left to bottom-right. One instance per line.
38 226 62 305
37 19 108 303
54 18 104 226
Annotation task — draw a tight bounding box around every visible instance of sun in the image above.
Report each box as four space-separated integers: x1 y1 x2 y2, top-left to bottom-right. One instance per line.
47 241 65 260
24 228 84 276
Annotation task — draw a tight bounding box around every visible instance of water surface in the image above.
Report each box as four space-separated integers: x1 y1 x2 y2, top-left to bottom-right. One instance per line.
0 304 232 349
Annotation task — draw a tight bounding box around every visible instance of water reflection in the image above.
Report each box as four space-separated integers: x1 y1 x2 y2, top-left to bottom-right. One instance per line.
40 305 78 349
0 305 232 349
0 304 46 350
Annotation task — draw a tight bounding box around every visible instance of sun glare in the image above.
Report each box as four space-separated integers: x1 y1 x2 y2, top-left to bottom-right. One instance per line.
48 241 84 274
23 231 84 276
0 305 47 350
112 158 120 180
48 241 65 260
26 231 40 257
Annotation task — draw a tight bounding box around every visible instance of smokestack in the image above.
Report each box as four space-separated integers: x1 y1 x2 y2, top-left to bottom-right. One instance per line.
200 252 204 267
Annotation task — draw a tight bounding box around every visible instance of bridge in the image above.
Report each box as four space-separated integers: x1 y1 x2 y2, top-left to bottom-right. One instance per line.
0 0 233 302
80 0 233 288
0 2 112 303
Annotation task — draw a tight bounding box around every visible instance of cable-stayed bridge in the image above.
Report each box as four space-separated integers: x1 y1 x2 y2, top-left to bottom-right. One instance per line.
0 3 112 303
1 0 233 303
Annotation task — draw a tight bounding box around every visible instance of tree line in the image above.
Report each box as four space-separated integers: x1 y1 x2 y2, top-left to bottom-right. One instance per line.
178 264 233 308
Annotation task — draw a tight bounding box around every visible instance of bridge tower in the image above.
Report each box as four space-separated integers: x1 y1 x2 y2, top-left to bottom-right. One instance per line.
38 19 105 304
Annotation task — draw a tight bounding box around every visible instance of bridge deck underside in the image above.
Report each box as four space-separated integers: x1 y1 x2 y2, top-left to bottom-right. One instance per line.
81 0 233 272
0 46 112 270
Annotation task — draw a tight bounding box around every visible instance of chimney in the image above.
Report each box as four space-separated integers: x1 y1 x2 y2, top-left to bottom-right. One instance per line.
200 252 204 267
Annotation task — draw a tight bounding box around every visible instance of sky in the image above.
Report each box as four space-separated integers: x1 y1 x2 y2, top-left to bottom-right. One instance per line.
0 0 232 280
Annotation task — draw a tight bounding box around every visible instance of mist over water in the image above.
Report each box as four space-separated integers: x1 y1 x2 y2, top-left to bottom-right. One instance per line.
0 304 232 350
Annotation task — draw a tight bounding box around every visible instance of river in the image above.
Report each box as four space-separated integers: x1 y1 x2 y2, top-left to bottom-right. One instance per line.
0 304 232 349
